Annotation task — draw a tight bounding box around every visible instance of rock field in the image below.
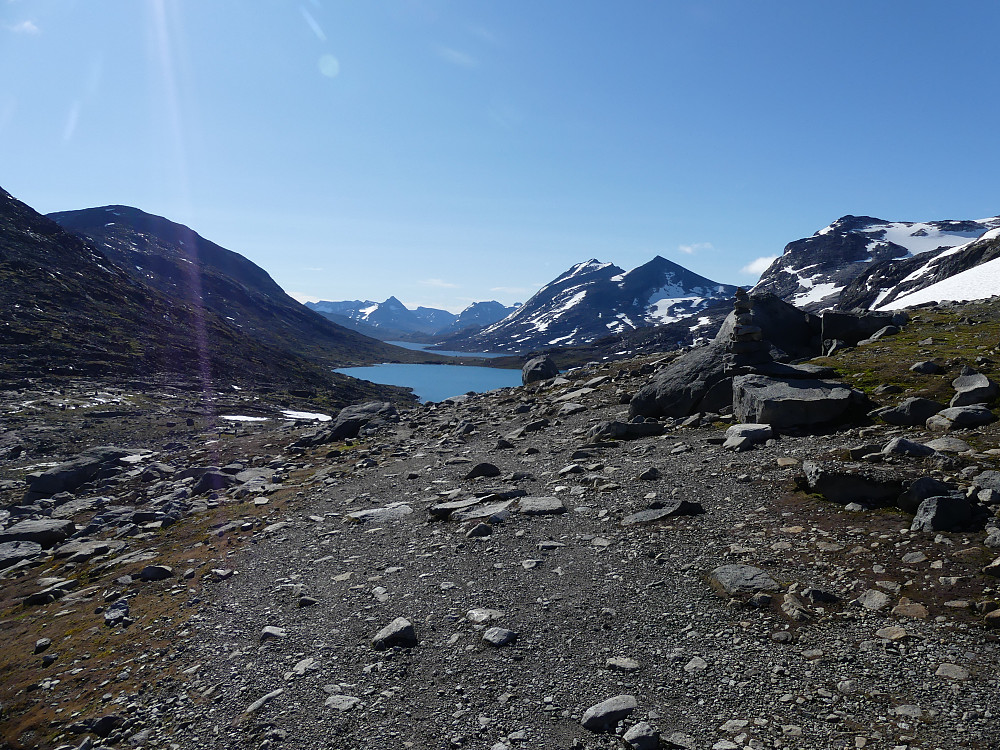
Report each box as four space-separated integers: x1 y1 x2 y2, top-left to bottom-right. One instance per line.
2 306 1000 750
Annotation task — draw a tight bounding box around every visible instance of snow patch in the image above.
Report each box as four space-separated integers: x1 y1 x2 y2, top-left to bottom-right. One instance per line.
879 256 1000 310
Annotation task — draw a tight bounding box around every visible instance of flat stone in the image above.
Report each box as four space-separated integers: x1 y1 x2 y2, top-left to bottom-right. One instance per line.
606 656 641 672
875 625 908 641
621 500 704 526
936 663 969 680
0 518 76 549
482 627 518 647
711 564 780 595
324 694 361 711
0 540 43 569
517 497 566 516
138 565 174 581
346 503 412 523
856 589 891 611
926 405 996 432
464 462 501 480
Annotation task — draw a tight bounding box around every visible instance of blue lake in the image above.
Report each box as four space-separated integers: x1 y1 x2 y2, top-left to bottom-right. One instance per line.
385 341 508 359
335 363 522 403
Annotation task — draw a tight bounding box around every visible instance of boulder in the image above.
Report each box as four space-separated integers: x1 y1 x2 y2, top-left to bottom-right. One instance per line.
951 373 998 407
800 461 903 506
882 437 934 458
0 540 43 569
621 500 704 526
331 402 397 440
25 446 132 499
926 405 996 432
874 397 945 426
517 497 567 516
973 471 1000 493
580 694 638 732
630 293 820 418
910 495 974 532
587 420 664 441
521 356 558 385
732 375 868 428
711 564 780 595
0 518 76 549
910 361 944 374
897 477 954 514
371 617 417 650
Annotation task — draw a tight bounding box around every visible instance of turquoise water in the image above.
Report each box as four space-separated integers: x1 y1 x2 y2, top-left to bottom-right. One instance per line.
385 341 507 359
335 363 522 402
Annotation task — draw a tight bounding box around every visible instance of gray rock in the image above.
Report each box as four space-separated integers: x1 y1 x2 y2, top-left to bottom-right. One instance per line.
0 519 76 549
372 617 417 650
517 497 566 516
465 522 493 538
924 437 972 453
104 598 130 626
973 471 1000 493
260 625 287 642
324 695 361 711
725 423 773 442
882 437 934 457
910 361 944 374
346 503 413 523
951 373 998 407
464 462 501 480
711 564 780 595
801 461 902 506
874 397 946 426
521 356 558 385
911 495 973 532
580 694 637 732
926 405 997 431
138 565 173 581
856 589 891 610
821 310 906 346
587 420 664 441
0 540 43 569
24 446 132 499
733 375 868 428
191 471 237 496
482 627 518 647
857 324 899 344
897 477 953 514
621 500 705 526
623 722 659 750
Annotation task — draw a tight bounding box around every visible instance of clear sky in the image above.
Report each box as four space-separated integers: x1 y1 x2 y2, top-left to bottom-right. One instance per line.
2 1 999 313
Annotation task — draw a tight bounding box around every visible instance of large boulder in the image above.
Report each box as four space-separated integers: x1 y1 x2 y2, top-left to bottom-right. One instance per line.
521 356 559 385
910 495 975 532
926 405 996 432
292 402 398 447
800 461 903 506
25 446 133 499
733 375 869 428
873 397 945 426
630 293 820 418
0 519 76 549
951 373 998 407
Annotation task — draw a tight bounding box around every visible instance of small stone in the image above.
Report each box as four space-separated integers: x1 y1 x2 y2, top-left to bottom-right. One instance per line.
324 695 361 711
684 656 708 672
482 627 518 647
372 617 417 650
34 638 52 654
856 589 891 611
875 626 907 641
260 626 287 642
623 721 659 750
466 523 493 538
138 565 174 581
606 656 641 672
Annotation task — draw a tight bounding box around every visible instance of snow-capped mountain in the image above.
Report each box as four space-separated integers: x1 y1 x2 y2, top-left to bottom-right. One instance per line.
306 298 518 342
753 215 1000 311
849 226 1000 310
439 257 737 352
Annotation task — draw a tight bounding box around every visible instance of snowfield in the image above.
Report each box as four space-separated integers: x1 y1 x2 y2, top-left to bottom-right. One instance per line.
879 255 1000 310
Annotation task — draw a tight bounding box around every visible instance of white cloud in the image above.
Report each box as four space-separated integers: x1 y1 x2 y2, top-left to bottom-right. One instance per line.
677 242 713 255
436 47 478 68
7 20 39 34
740 256 778 275
420 278 459 289
288 291 321 304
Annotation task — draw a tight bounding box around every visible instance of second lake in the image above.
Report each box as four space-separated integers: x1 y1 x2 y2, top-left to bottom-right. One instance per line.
334 363 522 403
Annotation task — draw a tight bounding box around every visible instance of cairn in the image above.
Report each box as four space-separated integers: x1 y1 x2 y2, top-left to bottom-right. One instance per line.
725 288 773 374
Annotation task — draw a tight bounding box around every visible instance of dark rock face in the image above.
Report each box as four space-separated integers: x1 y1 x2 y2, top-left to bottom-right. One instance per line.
521 356 559 385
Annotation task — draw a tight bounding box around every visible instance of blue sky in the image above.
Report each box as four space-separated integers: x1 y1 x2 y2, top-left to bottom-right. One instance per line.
2 1 999 313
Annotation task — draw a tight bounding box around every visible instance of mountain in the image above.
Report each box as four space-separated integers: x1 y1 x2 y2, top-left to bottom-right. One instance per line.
443 301 520 335
307 297 457 340
48 206 426 368
438 256 737 352
0 188 409 401
753 214 1000 311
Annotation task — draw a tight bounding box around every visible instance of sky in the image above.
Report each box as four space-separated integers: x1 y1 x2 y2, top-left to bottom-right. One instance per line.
2 1 999 313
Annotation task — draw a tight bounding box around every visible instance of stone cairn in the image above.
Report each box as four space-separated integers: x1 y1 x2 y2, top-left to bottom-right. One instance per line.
725 288 772 374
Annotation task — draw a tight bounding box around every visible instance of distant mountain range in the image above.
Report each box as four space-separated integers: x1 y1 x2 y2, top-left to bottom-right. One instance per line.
305 298 519 342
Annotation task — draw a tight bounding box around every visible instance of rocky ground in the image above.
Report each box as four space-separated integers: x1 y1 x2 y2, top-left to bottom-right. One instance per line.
2 304 1000 750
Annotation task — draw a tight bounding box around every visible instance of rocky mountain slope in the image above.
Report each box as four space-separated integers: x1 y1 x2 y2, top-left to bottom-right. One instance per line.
753 215 1000 312
4 296 998 750
440 257 736 353
48 207 428 368
2 189 388 399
